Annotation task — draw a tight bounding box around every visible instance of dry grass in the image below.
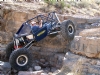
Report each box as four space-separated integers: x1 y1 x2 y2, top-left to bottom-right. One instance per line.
44 0 66 9
2 0 100 16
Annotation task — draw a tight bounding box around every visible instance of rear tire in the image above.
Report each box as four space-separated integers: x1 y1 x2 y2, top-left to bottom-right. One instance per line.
61 20 75 42
5 41 14 59
9 48 33 71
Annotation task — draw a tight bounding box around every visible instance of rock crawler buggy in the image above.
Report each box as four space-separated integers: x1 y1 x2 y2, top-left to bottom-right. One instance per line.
5 12 75 71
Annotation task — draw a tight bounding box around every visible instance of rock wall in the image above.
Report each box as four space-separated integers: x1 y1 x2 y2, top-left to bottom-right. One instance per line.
1 2 100 75
0 3 39 43
0 3 100 43
55 52 100 75
1 2 100 60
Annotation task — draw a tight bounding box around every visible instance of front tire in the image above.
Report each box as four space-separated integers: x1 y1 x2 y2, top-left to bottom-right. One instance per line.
9 48 33 71
61 20 75 42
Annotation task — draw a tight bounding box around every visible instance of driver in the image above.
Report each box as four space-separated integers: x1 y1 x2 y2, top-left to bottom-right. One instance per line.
30 20 42 33
26 20 42 40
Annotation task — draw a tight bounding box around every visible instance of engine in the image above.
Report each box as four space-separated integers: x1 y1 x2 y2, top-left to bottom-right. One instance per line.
14 37 27 49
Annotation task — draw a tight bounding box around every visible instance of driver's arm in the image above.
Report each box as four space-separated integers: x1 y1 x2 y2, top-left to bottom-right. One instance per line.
39 20 42 28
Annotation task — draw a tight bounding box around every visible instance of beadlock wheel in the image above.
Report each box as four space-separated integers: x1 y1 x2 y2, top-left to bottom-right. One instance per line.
68 24 74 34
16 55 28 66
9 48 33 71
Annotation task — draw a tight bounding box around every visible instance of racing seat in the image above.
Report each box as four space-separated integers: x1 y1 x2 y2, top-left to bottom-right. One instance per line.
33 26 48 41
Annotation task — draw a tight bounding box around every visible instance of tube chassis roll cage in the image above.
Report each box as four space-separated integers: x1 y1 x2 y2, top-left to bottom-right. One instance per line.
26 12 60 26
14 12 61 50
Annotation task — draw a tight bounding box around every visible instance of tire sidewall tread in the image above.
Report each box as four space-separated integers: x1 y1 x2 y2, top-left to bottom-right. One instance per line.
9 48 33 71
61 20 75 42
6 41 14 59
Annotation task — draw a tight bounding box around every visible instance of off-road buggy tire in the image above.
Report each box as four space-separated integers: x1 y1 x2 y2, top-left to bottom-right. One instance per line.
6 41 14 59
61 20 75 42
9 48 33 71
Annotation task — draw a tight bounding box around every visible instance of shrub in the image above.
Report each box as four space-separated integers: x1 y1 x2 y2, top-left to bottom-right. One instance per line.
76 1 90 8
66 4 71 8
44 0 66 9
44 0 56 5
55 1 66 9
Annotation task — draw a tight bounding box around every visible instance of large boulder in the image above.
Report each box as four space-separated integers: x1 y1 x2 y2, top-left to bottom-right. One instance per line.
55 52 100 75
0 61 11 75
70 27 100 58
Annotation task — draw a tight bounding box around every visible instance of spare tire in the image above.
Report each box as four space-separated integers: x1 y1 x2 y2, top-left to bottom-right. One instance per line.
9 48 33 71
61 20 75 42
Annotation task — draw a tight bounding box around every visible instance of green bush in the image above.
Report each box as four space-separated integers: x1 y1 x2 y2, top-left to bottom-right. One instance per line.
59 1 66 9
44 0 66 9
66 4 71 8
55 1 66 9
44 0 56 5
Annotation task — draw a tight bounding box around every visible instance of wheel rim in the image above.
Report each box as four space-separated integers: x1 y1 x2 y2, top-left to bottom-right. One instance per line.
16 55 28 66
68 24 74 34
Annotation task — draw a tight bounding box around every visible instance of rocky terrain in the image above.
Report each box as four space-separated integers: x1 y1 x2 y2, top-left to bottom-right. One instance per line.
0 1 100 75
